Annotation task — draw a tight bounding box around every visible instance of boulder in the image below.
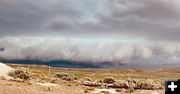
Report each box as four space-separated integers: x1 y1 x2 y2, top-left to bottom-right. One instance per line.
0 63 14 80
82 80 101 87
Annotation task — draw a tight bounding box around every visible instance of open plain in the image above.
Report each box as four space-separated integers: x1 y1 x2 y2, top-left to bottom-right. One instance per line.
1 64 180 94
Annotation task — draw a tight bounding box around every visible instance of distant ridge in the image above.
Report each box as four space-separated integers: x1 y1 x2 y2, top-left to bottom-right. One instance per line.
0 60 101 68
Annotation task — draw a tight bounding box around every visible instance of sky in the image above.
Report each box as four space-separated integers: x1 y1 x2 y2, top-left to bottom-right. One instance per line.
1 0 180 67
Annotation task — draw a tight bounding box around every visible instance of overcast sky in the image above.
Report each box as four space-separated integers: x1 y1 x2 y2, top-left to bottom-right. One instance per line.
1 0 180 67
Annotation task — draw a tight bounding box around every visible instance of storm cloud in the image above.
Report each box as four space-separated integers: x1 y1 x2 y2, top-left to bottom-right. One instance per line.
0 0 180 67
0 37 180 67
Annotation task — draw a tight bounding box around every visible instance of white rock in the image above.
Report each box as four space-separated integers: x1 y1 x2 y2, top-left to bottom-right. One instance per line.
37 83 59 87
0 62 14 80
83 80 93 85
3 75 13 80
92 89 119 94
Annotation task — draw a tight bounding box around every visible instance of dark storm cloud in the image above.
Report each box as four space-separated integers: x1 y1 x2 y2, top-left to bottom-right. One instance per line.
0 0 83 35
78 0 180 41
44 18 75 32
1 0 180 67
1 0 180 41
0 0 48 34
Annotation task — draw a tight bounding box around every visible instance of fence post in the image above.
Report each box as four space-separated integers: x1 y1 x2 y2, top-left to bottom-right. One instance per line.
48 66 51 75
28 65 30 71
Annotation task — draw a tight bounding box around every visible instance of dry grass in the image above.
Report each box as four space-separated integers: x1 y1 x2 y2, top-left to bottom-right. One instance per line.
115 89 122 92
84 89 89 93
48 87 51 91
7 64 180 87
0 64 168 94
126 86 135 93
8 67 31 80
26 80 32 85
101 91 110 94
50 79 57 83
86 87 95 91
84 87 95 93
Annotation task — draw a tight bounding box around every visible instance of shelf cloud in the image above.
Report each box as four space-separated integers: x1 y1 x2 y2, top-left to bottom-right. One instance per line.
0 0 180 67
0 37 180 67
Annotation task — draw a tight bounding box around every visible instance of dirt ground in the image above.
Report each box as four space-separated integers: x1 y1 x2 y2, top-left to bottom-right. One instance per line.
0 79 84 94
0 64 171 94
0 79 164 94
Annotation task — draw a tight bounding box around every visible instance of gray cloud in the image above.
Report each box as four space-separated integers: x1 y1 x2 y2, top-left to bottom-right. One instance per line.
0 0 48 33
1 0 180 67
1 0 180 41
0 0 83 35
78 0 180 41
0 37 180 67
43 18 75 32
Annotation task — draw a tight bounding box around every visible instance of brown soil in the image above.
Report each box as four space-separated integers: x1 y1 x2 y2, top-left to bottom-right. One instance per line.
0 64 169 94
0 79 164 94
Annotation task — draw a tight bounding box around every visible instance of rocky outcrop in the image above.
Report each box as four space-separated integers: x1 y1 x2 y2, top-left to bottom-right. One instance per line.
82 78 163 90
82 80 101 87
0 63 14 80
